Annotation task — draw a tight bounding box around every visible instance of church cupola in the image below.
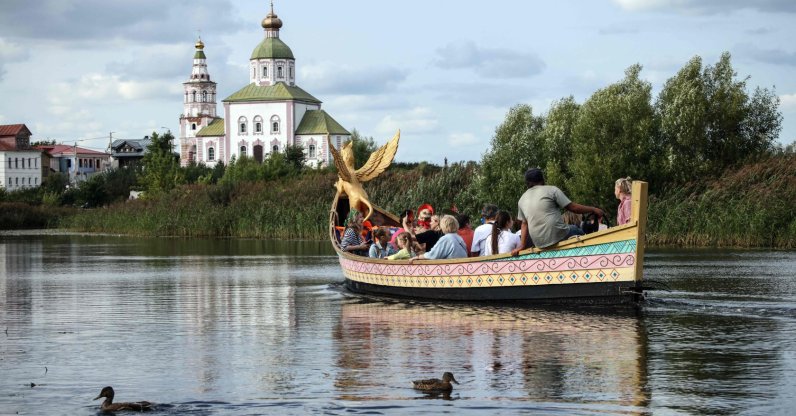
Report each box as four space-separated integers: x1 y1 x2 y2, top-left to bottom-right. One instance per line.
181 37 218 140
250 1 295 87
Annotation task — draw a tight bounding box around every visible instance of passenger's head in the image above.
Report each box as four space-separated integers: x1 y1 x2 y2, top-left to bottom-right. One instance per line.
490 210 513 254
345 210 363 229
374 227 391 244
439 215 459 234
524 168 544 187
429 215 441 230
480 204 499 222
615 177 632 199
395 232 411 249
417 204 434 222
456 214 471 230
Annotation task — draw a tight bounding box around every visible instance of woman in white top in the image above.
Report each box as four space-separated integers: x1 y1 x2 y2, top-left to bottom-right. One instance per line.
483 210 522 256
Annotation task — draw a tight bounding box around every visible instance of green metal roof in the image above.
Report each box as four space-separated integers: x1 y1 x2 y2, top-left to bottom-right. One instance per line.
194 50 206 59
196 118 225 137
223 82 321 103
250 37 294 60
295 110 350 135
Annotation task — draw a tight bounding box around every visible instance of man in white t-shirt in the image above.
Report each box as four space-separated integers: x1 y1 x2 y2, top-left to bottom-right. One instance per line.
470 203 498 256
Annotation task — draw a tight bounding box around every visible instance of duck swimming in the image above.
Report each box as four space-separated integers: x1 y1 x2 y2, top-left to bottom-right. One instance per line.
93 386 153 412
412 372 459 393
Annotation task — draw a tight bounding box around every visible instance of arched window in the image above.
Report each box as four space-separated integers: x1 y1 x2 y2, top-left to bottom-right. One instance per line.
253 115 263 134
208 147 215 161
308 144 316 158
192 123 197 131
202 91 208 102
262 66 268 78
185 92 188 103
238 116 247 134
289 66 293 79
192 91 196 102
270 115 280 134
272 145 279 153
278 66 283 78
240 145 247 158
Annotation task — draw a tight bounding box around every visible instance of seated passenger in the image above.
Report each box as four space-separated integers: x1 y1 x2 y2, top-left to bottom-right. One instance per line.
389 209 414 249
387 232 419 260
369 228 397 259
455 214 474 256
512 168 601 254
615 177 633 225
415 203 434 232
471 204 499 256
340 210 370 256
482 210 522 256
416 214 442 251
411 215 468 261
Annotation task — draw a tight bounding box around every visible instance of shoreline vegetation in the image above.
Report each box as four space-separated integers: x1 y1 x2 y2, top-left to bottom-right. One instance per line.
2 52 795 248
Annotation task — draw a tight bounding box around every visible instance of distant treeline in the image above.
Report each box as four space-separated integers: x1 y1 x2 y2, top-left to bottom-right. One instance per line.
2 52 794 247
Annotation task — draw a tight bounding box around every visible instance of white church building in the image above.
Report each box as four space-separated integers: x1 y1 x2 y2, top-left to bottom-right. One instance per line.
179 5 350 168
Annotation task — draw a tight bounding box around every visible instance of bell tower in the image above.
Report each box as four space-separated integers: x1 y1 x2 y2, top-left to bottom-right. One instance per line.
179 37 218 166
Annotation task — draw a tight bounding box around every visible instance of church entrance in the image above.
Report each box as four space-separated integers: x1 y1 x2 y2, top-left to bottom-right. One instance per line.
253 144 264 163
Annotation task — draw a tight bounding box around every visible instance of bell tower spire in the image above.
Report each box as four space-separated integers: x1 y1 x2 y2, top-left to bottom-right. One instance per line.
179 36 218 166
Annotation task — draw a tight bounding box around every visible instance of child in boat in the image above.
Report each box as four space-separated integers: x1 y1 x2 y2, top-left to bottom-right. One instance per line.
340 210 370 256
483 210 522 256
615 177 633 225
369 228 397 259
389 209 415 249
387 232 418 260
410 215 468 261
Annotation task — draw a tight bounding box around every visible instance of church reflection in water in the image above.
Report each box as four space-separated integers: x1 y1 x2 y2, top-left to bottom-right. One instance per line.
333 299 649 407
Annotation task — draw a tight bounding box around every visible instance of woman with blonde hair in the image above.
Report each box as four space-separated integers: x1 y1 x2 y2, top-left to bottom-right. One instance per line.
410 215 468 261
615 177 633 225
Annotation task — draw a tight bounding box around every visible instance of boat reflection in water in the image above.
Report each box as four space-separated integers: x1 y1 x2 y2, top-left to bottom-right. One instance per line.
333 298 649 410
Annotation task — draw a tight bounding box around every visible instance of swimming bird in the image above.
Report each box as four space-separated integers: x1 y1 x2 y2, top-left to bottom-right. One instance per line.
93 386 153 412
412 372 459 393
328 130 400 222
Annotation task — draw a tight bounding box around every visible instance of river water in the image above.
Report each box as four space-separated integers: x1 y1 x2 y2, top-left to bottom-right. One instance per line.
1 232 795 415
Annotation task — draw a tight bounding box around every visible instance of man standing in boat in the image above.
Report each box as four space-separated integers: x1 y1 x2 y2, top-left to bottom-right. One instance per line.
512 168 603 254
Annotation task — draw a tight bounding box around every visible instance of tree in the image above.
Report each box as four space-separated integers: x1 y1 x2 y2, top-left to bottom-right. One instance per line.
542 96 580 192
31 139 57 147
656 52 782 185
474 104 547 211
348 129 378 169
140 132 183 196
567 64 660 213
284 144 306 171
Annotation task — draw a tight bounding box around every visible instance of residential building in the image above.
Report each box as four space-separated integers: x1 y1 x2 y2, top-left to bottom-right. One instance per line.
0 124 43 191
35 144 110 182
110 138 151 168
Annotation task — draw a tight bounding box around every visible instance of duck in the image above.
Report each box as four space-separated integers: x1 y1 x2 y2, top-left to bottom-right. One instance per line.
93 386 153 412
412 372 459 393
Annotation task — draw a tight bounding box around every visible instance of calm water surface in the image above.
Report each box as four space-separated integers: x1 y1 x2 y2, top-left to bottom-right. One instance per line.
1 232 795 415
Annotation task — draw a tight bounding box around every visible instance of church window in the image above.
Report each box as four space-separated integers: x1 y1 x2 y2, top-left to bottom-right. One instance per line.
308 144 316 158
263 66 268 78
272 145 279 153
289 66 293 79
238 116 248 134
192 123 197 131
192 91 197 102
202 91 207 102
254 116 263 134
270 115 280 134
278 66 283 78
185 92 188 103
240 146 247 158
208 147 215 161
252 67 256 79
21 158 25 169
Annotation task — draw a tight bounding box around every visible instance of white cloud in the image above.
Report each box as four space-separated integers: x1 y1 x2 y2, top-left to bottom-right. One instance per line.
780 94 796 110
447 132 480 147
433 41 545 78
0 37 29 80
301 63 408 95
613 0 796 14
49 73 182 104
375 107 439 137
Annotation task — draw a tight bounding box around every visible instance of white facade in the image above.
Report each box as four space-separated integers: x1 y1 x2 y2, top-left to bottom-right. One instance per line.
178 5 350 169
1 151 43 191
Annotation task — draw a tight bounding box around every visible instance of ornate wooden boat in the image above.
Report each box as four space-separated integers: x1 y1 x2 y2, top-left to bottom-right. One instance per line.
328 134 648 305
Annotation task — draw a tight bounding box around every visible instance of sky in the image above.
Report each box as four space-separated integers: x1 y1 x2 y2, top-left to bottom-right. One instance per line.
1 0 795 164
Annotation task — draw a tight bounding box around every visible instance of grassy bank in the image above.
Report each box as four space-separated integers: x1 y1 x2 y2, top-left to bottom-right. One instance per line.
647 154 796 248
0 203 77 229
43 155 796 248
